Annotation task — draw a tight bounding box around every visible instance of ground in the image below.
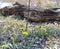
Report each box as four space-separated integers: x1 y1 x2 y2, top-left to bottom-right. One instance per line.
0 15 60 49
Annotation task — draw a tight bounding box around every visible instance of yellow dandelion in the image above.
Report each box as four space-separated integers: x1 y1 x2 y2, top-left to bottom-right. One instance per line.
42 28 46 32
35 25 40 29
22 31 28 35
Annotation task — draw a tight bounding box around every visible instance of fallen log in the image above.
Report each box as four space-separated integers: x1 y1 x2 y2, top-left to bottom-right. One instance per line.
0 2 26 16
24 8 60 21
0 2 60 21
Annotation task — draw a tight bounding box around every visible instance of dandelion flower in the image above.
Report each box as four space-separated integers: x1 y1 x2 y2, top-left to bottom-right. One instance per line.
22 31 28 35
35 25 40 29
42 28 46 32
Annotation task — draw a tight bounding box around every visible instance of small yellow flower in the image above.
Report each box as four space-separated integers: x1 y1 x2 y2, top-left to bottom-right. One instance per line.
22 32 28 35
35 25 40 29
41 28 46 32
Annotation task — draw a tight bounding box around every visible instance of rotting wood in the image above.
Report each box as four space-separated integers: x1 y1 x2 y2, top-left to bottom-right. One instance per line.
0 2 60 21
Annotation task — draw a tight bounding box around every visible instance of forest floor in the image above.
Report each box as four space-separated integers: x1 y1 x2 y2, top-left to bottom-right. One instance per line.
0 15 60 49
